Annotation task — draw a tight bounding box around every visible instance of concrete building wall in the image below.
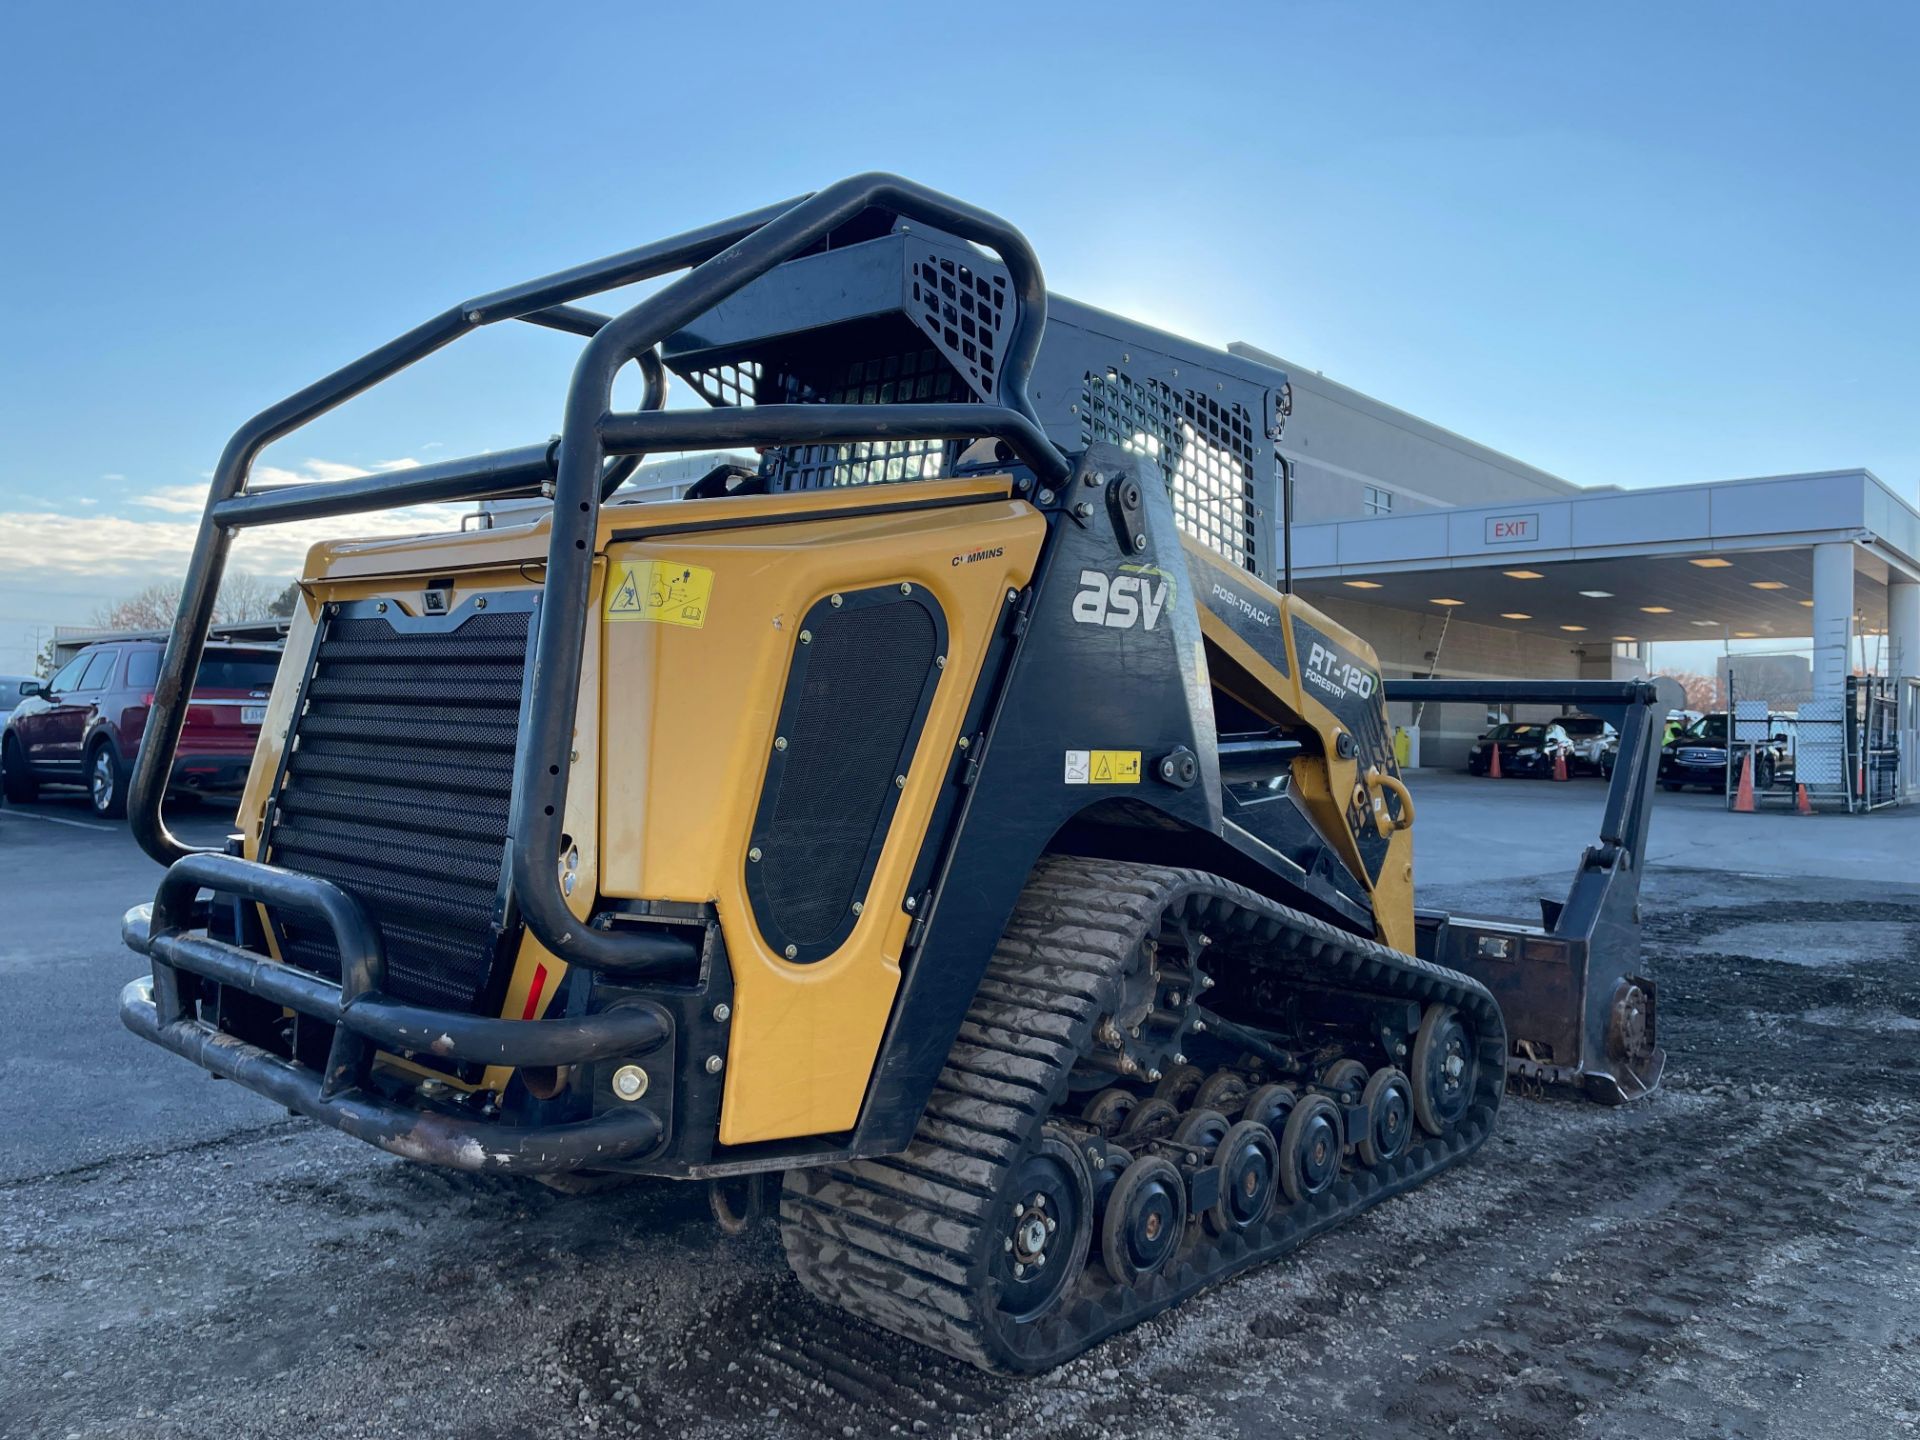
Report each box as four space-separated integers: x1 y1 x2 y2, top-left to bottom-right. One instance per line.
1229 343 1591 525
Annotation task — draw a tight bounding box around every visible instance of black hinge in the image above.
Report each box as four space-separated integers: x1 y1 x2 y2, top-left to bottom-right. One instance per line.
1006 586 1035 639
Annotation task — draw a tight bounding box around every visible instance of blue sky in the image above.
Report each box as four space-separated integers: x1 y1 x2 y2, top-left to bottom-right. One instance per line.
2 1 1915 674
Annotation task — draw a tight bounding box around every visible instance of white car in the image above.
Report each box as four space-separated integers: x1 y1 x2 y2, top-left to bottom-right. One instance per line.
0 675 40 728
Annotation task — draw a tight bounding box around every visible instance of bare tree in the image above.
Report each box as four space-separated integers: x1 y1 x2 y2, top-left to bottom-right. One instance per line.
90 572 289 632
1655 668 1720 712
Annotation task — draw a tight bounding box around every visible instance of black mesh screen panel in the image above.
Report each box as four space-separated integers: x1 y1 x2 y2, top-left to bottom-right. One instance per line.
263 605 529 1012
757 596 937 950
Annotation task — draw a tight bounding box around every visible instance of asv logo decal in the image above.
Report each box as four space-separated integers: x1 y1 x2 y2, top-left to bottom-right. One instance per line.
1072 568 1170 631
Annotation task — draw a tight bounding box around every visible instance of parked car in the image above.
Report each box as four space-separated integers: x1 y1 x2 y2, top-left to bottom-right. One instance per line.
1558 714 1616 775
1466 721 1575 778
0 640 279 818
0 674 41 727
1658 712 1791 792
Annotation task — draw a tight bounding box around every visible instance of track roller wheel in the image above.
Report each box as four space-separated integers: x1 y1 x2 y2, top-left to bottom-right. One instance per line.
1092 1143 1133 1221
1207 1120 1279 1235
1152 1063 1205 1106
1193 1069 1251 1114
1357 1067 1414 1167
1318 1057 1369 1101
993 1129 1094 1324
1411 1004 1478 1136
1082 1086 1140 1137
1171 1107 1231 1152
1279 1093 1343 1204
1116 1095 1179 1146
1100 1154 1188 1285
1241 1081 1297 1135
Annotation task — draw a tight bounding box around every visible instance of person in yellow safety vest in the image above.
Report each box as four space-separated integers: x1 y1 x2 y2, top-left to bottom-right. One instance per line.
1393 725 1411 768
1663 716 1682 747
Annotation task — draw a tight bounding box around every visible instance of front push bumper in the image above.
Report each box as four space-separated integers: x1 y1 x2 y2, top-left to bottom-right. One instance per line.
120 852 673 1174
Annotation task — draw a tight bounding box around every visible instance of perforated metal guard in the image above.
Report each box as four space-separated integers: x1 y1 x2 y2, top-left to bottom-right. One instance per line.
910 248 1008 398
764 350 967 489
748 587 945 961
1080 370 1262 574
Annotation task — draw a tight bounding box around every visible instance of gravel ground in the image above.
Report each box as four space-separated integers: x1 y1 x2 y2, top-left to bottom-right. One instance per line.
4 863 1917 1440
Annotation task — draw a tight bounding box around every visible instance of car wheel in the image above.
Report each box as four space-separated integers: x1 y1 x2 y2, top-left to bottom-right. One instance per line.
88 739 128 819
1 733 37 804
1757 756 1776 791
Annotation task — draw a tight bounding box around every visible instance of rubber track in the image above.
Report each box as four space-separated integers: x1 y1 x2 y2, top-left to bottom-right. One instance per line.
779 857 1507 1373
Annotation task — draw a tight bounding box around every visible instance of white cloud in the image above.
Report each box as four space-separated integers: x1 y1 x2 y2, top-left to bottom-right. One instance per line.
131 484 212 514
0 455 467 593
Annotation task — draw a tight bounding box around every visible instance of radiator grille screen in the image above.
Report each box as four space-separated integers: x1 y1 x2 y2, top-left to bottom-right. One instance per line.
264 606 529 1012
757 597 937 949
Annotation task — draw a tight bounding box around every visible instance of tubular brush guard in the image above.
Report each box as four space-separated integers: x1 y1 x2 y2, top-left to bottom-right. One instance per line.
119 853 673 1173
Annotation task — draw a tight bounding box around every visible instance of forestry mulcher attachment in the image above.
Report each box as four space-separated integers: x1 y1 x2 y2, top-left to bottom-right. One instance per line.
120 175 1666 1373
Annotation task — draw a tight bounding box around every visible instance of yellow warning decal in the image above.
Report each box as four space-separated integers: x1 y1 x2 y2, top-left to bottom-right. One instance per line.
604 560 714 628
1063 749 1141 785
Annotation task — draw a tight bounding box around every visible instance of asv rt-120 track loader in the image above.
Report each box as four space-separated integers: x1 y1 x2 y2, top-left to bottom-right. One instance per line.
121 175 1667 1373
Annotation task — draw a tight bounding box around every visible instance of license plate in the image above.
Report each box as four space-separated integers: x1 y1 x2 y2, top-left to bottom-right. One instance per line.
242 706 268 725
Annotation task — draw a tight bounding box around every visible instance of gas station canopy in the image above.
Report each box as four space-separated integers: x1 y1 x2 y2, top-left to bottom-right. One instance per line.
1291 468 1919 667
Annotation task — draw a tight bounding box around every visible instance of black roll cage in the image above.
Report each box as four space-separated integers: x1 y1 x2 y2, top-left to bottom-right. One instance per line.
129 174 1075 977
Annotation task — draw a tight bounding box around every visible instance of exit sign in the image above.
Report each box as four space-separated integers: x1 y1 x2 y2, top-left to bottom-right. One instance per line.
1484 513 1539 544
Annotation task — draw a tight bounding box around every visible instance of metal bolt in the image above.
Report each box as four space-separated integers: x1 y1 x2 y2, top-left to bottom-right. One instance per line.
1145 1068 1162 1083
611 1064 649 1101
935 655 946 669
783 945 798 960
830 593 843 608
1044 1215 1056 1233
748 846 762 862
799 629 812 645
1134 536 1148 552
1088 1147 1103 1166
376 601 388 614
774 736 787 752
957 736 970 750
904 896 918 913
894 774 906 789
705 1054 725 1074
1007 589 1018 603
851 900 863 915
1193 1020 1209 1033
900 582 912 595
1074 502 1093 519
712 1002 731 1022
570 749 579 762
474 596 487 609
1013 1263 1027 1279
562 872 576 896
1037 489 1055 505
1004 1237 1014 1252
1173 1053 1187 1065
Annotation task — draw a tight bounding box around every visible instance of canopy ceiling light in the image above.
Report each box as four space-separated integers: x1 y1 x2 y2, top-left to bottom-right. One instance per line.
1750 581 1788 590
1689 558 1734 568
1579 590 1613 598
1344 580 1382 589
1503 569 1544 580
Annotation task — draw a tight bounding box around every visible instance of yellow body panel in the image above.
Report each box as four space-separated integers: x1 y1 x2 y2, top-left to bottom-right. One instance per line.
1183 540 1415 954
597 494 1045 1144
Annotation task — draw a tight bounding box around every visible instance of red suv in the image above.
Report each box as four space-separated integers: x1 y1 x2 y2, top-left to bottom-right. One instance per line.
1 640 280 818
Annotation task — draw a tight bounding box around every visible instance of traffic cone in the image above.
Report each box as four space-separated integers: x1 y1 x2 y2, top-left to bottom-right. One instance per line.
1489 744 1502 779
1552 748 1569 782
1732 752 1756 813
1795 783 1814 816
